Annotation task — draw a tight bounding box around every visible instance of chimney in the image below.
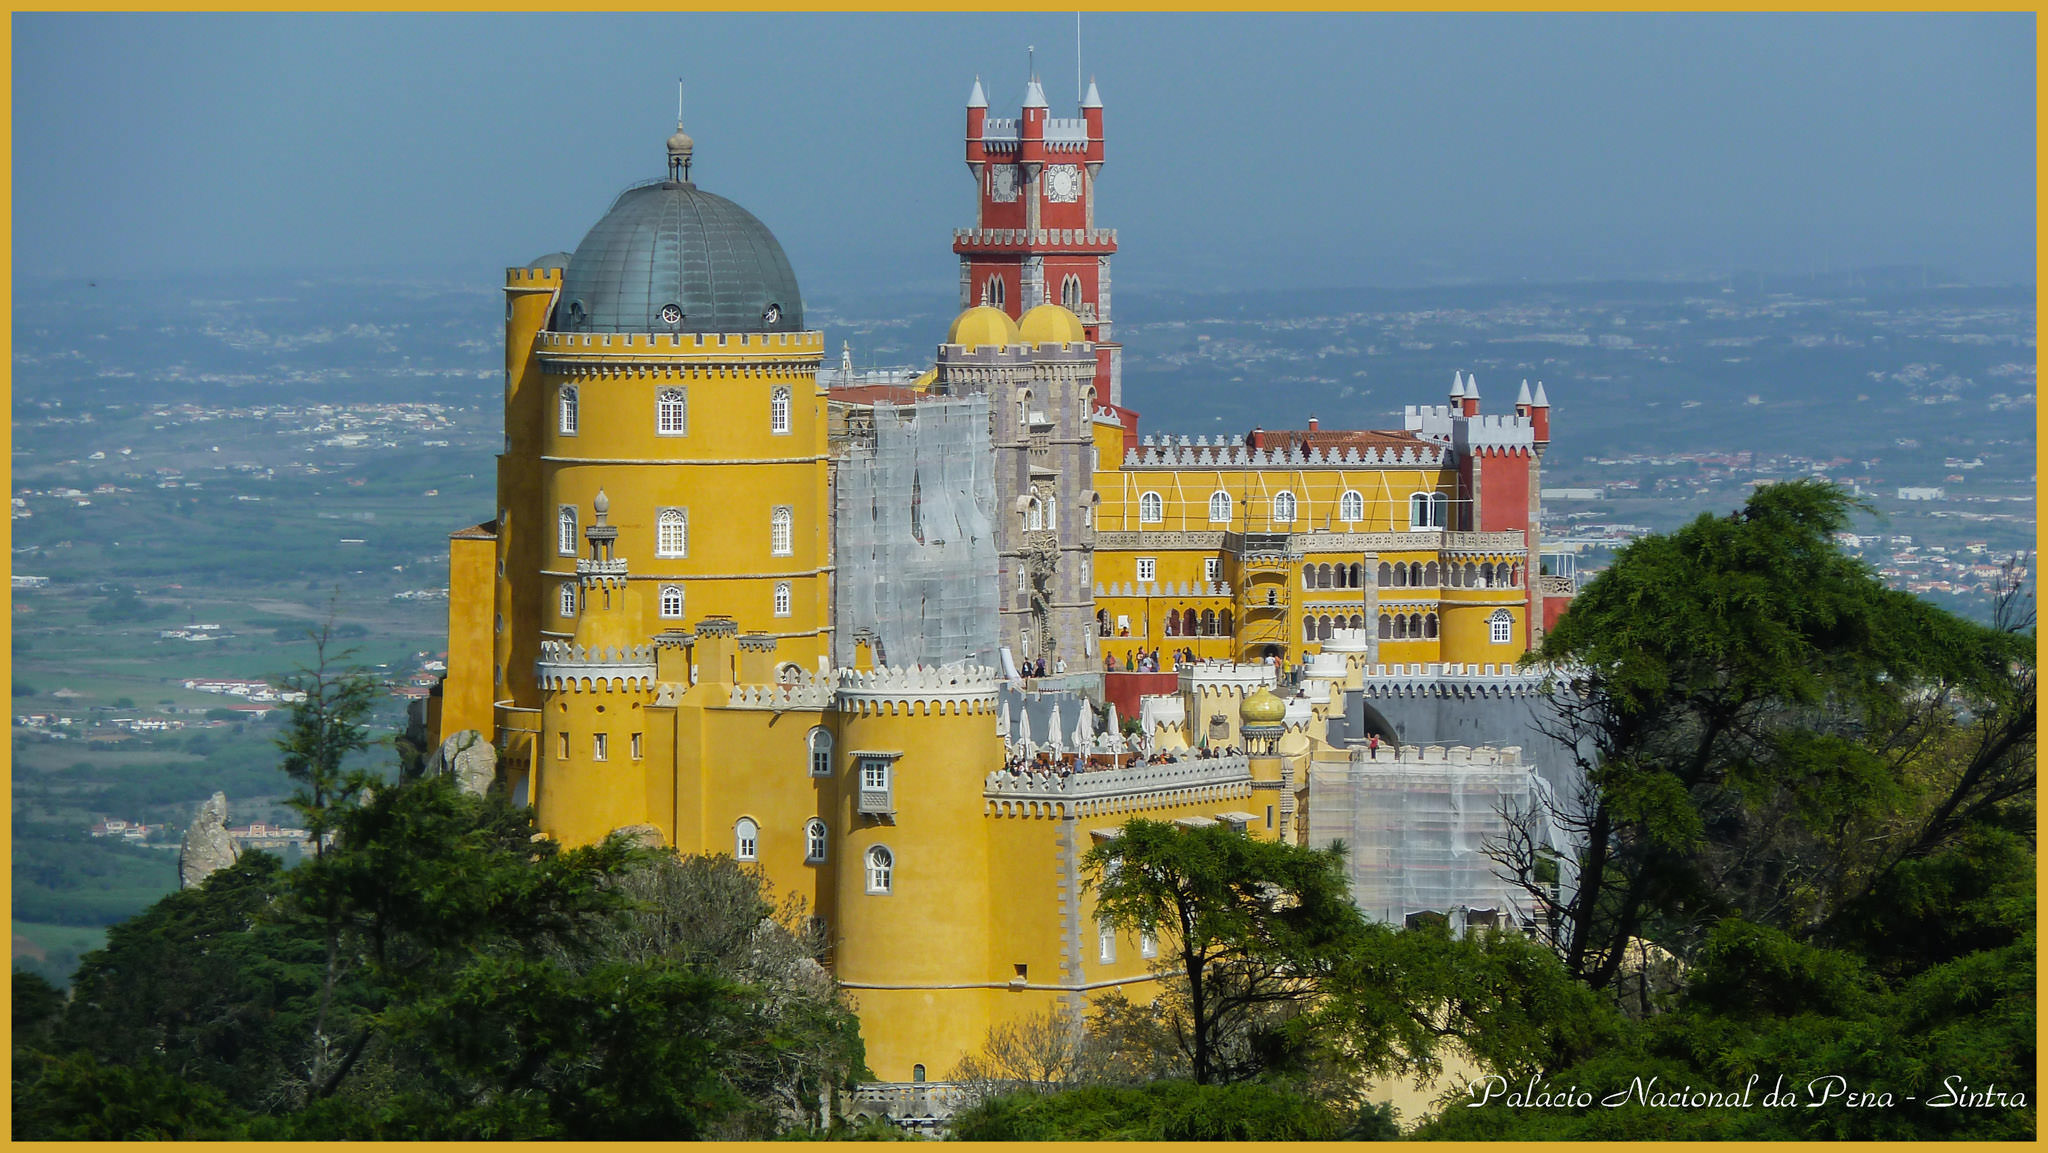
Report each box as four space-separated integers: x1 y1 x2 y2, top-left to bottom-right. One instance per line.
1307 416 1319 433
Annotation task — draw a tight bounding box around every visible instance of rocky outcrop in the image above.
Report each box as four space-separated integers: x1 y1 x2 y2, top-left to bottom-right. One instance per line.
608 824 666 847
426 730 497 797
179 791 240 889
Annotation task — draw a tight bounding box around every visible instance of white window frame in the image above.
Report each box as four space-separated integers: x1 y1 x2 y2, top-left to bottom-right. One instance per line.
1208 490 1233 523
1140 932 1158 959
592 732 608 761
1204 558 1220 582
1134 557 1156 583
1272 490 1297 524
656 387 687 435
658 584 684 619
656 507 688 558
1490 609 1514 645
558 505 578 555
808 727 833 777
1410 490 1450 530
558 385 578 435
1139 491 1163 523
866 845 893 894
774 581 793 617
1098 919 1116 964
805 818 828 863
861 757 891 792
770 386 792 435
735 817 759 861
1339 489 1364 522
558 582 577 618
630 732 644 760
771 506 794 556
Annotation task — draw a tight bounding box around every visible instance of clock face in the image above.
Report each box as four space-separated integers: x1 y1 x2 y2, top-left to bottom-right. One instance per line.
659 303 683 326
1045 164 1082 204
989 165 1019 203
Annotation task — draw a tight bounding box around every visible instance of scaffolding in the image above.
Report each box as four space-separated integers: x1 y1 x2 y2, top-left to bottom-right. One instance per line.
1305 744 1553 928
834 397 1000 670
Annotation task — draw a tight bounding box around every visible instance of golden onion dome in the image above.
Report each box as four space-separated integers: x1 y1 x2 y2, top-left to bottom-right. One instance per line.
1240 685 1287 724
946 305 1022 349
1017 302 1087 345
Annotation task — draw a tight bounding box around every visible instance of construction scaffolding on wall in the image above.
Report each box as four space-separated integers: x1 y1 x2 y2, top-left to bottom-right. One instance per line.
834 397 1000 671
1305 744 1559 929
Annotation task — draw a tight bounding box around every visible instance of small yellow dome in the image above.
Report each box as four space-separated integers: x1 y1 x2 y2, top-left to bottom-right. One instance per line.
946 305 1021 349
1240 685 1287 724
1018 303 1087 345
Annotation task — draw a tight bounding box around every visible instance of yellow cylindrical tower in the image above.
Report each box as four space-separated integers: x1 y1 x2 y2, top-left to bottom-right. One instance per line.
830 665 1005 1081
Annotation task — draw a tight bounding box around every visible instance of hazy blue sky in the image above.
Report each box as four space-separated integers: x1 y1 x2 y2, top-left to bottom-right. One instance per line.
14 13 2035 294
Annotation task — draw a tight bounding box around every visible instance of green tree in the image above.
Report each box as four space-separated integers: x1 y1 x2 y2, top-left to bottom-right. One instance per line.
1083 819 1360 1085
1522 480 2032 991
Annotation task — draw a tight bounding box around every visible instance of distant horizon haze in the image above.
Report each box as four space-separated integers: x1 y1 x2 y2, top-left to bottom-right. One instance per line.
14 13 2035 293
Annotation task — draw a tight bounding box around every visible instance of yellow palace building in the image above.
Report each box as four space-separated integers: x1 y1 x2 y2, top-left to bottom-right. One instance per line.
434 87 1572 1104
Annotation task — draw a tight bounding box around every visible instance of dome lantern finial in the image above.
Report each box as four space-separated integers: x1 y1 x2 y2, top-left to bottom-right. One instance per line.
667 79 695 184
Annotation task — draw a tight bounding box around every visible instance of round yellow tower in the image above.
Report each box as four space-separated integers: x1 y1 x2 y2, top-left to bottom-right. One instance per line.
830 664 1005 1082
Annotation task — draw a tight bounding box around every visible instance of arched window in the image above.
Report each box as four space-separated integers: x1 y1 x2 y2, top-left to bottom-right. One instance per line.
656 508 687 557
1393 614 1408 640
1139 491 1164 523
774 581 792 617
1099 918 1116 963
1339 490 1364 522
558 385 578 435
1201 609 1217 636
1432 492 1452 528
912 1063 927 1084
1378 613 1393 640
657 387 687 435
1319 615 1334 641
1410 490 1447 530
1303 617 1317 643
1377 562 1392 587
984 277 1006 308
1062 275 1083 312
866 845 893 894
659 584 684 618
1097 609 1111 637
1348 563 1364 588
1409 563 1423 586
558 582 577 618
1425 612 1440 638
1025 498 1044 532
1510 563 1524 587
771 507 794 556
1181 608 1197 636
1165 611 1180 637
734 817 759 861
1349 613 1364 630
1272 491 1296 524
808 728 833 777
1490 609 1514 645
1424 562 1439 586
1394 564 1409 588
1464 562 1478 586
558 505 578 555
1409 613 1424 638
1480 562 1495 587
805 818 828 863
770 386 792 434
1208 491 1233 523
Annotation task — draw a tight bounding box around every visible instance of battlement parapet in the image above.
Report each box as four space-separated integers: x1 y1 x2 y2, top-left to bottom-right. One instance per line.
1357 662 1548 701
952 227 1117 249
1343 743 1527 770
1180 661 1278 695
836 663 1000 715
576 558 629 579
726 671 836 711
1121 439 1446 470
985 755 1252 819
505 266 564 286
537 641 657 692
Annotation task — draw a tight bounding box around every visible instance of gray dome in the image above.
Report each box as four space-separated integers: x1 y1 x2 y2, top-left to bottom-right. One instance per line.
556 180 803 335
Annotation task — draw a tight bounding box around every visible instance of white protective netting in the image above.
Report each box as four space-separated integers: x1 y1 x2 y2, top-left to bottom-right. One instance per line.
834 397 1000 670
1305 745 1555 928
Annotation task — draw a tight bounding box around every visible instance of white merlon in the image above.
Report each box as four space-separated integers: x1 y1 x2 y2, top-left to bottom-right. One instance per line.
537 640 657 692
1180 660 1278 695
836 662 1001 710
984 755 1252 815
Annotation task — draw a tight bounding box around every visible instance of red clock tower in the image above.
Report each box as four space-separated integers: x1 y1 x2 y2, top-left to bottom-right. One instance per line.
957 75 1123 405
